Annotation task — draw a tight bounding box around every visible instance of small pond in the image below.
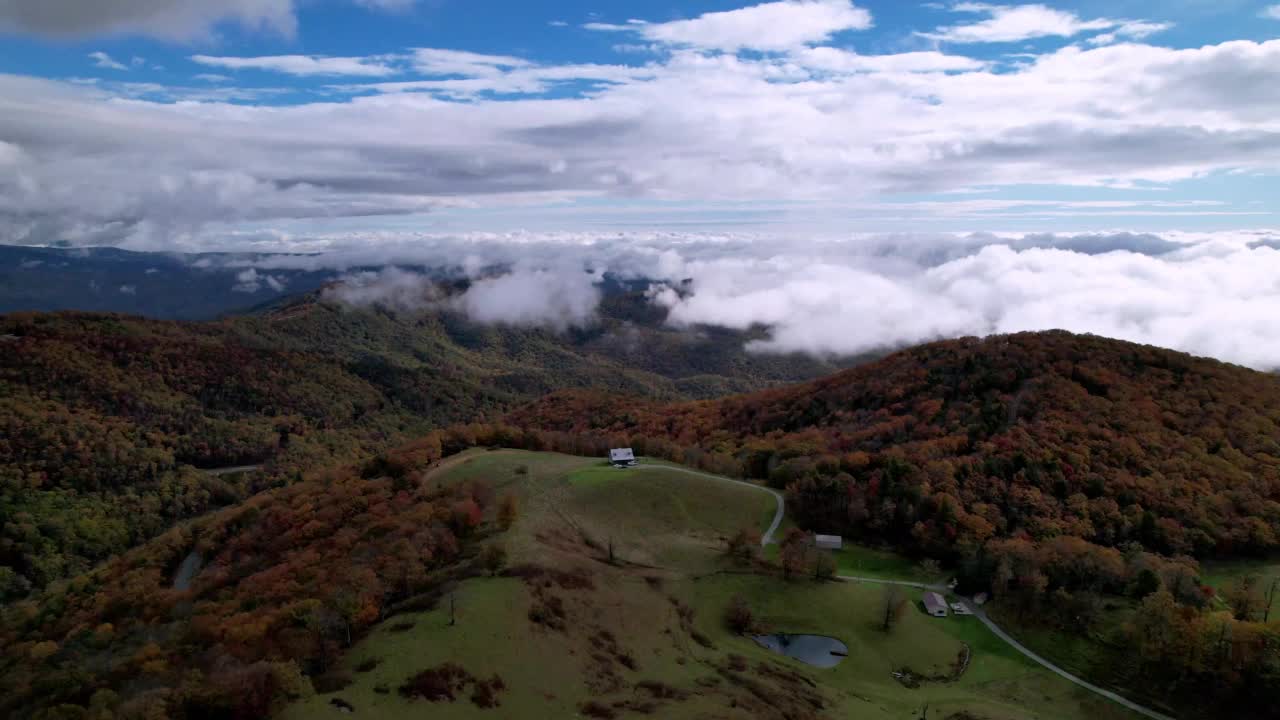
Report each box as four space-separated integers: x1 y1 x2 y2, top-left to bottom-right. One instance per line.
752 633 848 668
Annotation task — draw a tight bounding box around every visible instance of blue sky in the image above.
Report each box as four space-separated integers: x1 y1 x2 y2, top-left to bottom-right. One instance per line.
0 0 1279 244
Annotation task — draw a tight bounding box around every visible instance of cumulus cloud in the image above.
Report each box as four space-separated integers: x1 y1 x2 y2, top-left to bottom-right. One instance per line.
0 0 298 40
191 54 399 77
585 0 873 51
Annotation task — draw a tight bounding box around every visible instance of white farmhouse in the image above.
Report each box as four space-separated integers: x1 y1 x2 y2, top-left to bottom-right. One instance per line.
609 448 637 467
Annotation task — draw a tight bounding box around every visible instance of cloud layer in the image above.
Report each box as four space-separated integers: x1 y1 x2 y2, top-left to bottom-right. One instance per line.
281 229 1280 369
3 33 1280 248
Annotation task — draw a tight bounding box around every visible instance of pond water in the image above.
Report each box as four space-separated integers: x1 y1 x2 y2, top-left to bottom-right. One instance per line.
752 633 848 668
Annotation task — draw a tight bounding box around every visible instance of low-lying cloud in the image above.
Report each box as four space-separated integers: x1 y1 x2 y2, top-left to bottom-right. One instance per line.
323 264 602 331
292 229 1280 369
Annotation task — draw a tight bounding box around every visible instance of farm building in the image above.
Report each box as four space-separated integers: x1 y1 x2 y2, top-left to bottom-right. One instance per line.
609 448 637 467
923 592 949 618
814 535 843 551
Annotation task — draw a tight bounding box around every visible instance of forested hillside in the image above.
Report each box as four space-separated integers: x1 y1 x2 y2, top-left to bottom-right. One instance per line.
0 431 489 719
0 293 849 600
513 330 1280 560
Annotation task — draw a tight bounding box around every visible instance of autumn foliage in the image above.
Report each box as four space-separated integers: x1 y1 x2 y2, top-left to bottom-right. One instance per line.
0 438 500 719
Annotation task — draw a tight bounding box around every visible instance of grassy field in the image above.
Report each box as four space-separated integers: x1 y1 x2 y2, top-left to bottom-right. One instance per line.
1201 557 1280 618
762 540 939 583
283 450 1141 720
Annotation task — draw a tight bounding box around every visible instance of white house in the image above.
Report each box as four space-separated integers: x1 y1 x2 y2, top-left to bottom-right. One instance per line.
814 534 843 551
609 448 637 467
923 591 949 618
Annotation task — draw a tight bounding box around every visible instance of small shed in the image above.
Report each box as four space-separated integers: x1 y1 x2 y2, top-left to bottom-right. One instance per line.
609 448 637 467
814 534 843 551
923 591 949 618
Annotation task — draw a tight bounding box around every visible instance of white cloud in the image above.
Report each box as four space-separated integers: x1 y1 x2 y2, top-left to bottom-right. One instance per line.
1087 21 1173 47
791 47 986 73
193 73 231 83
324 265 601 330
344 61 654 97
410 48 531 76
923 3 1118 43
118 284 136 294
191 54 398 77
0 0 298 40
457 267 601 330
323 267 441 310
267 230 1280 368
646 236 1280 369
231 267 286 293
585 0 873 52
1262 5 1280 20
89 51 127 70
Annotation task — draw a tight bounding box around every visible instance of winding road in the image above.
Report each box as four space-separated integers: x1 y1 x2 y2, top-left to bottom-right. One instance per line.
639 462 1175 720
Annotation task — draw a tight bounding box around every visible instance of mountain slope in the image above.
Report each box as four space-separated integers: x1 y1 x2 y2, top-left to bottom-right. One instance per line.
0 294 856 599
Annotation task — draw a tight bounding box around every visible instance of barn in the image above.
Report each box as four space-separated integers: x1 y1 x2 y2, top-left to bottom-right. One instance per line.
923 591 949 618
609 448 637 468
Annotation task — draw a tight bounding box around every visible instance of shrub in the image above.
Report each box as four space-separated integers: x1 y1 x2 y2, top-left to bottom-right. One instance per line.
725 595 755 635
479 544 508 576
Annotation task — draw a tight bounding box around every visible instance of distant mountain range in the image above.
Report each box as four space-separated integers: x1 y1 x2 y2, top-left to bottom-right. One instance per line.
0 245 343 320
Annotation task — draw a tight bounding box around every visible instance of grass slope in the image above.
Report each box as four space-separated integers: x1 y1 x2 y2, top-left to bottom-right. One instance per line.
283 450 1140 720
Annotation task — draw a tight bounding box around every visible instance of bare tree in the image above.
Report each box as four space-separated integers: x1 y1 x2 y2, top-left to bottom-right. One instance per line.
881 585 907 632
1266 577 1279 623
1227 575 1264 621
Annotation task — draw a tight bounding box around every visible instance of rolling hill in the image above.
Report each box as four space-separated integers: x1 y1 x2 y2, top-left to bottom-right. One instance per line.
508 330 1280 718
